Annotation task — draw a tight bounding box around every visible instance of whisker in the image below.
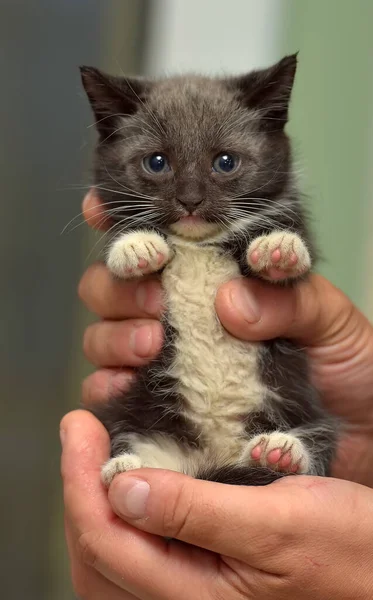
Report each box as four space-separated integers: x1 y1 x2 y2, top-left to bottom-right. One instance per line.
230 201 299 220
94 171 161 201
86 220 123 261
61 202 158 235
61 183 157 202
98 121 161 147
85 207 161 260
62 207 126 235
101 163 160 202
87 112 143 128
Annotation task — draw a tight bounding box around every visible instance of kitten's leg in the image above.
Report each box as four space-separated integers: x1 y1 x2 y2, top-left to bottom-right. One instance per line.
102 453 144 487
247 230 311 281
101 435 190 487
241 431 311 474
107 230 172 279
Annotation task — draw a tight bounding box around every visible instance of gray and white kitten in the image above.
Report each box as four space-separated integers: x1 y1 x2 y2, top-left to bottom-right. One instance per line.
80 54 337 487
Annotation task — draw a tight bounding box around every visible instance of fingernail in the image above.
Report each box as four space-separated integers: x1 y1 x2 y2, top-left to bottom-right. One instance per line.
130 325 154 357
230 281 261 323
136 280 163 316
111 477 150 519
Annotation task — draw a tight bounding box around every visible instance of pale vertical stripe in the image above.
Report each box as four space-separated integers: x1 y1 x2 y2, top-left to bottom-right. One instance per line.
144 0 284 75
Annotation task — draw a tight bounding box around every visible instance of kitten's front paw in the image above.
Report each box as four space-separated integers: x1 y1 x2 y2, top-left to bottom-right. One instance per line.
242 432 310 474
107 231 171 278
247 231 311 281
101 453 144 487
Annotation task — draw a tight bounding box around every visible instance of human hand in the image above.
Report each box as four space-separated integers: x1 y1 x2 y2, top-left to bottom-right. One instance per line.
61 409 373 600
79 190 373 486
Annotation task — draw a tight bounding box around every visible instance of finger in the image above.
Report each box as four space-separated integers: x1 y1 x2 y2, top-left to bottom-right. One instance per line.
65 519 138 600
82 368 135 405
216 274 367 346
108 468 305 573
78 262 163 319
61 410 111 526
83 319 163 368
61 410 217 600
82 190 111 231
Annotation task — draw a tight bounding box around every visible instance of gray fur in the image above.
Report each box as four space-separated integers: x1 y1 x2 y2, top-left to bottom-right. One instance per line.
80 55 338 486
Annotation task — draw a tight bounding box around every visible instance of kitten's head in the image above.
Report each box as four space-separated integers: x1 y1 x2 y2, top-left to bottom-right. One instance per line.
81 55 298 240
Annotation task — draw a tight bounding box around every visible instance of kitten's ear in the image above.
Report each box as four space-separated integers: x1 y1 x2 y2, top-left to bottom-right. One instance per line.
80 66 148 135
230 54 298 130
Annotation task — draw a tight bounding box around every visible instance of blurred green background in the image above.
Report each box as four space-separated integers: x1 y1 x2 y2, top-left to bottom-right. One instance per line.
1 1 372 598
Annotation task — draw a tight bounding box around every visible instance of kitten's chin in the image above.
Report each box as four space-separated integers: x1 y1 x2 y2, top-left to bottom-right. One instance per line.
169 216 222 240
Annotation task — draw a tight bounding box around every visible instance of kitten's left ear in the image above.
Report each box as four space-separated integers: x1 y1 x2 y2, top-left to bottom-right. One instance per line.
80 66 150 137
230 54 298 130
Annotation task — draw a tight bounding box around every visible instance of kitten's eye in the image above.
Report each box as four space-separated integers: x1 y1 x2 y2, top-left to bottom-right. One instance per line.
212 153 239 174
143 153 171 174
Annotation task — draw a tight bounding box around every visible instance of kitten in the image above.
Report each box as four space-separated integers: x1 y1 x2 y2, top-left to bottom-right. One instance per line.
80 54 337 487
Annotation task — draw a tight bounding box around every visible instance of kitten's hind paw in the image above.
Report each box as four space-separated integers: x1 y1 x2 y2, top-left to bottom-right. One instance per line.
242 432 310 474
101 453 143 487
247 231 311 281
107 231 171 279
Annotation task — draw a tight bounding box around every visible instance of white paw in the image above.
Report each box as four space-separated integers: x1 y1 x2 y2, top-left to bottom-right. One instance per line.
101 453 144 487
242 432 310 474
247 231 311 281
107 231 171 278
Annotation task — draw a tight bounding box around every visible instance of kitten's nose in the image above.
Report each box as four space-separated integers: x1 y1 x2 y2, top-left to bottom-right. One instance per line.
177 197 203 212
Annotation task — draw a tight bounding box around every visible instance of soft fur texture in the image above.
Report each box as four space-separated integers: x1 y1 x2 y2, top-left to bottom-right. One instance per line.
80 55 337 487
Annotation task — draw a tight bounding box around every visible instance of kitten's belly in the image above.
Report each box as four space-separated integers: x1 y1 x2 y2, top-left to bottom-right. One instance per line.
162 239 266 459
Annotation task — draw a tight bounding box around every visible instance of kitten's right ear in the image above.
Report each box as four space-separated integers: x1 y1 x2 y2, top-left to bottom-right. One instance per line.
229 54 298 131
80 66 147 135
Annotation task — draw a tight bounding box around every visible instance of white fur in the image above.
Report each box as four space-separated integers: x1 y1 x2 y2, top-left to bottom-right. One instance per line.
107 230 171 278
241 431 310 473
247 230 311 276
102 434 197 486
169 220 221 239
162 237 266 464
102 453 143 487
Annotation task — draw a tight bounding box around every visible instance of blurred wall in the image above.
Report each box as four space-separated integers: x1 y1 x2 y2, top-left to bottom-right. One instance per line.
0 2 147 599
144 0 282 75
282 0 373 313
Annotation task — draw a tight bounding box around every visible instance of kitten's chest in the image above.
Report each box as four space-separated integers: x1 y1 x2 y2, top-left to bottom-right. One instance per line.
161 240 265 448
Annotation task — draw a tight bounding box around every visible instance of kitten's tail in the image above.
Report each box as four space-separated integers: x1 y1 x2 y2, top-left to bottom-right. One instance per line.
196 465 289 486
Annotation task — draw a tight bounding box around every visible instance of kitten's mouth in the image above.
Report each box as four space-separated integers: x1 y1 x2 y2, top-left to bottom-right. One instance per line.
178 215 204 225
169 215 222 240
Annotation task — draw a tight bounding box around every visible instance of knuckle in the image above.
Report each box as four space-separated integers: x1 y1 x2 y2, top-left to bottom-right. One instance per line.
271 502 300 549
77 529 102 569
162 481 195 540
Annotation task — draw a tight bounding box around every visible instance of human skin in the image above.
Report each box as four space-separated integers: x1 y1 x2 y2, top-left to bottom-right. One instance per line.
60 191 373 599
61 411 373 600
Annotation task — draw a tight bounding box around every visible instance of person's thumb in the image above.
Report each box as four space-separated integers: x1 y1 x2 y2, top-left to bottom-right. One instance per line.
108 468 304 572
215 273 366 347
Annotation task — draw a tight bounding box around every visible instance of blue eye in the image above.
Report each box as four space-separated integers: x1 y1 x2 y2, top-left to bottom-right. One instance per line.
143 153 170 174
212 153 239 174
